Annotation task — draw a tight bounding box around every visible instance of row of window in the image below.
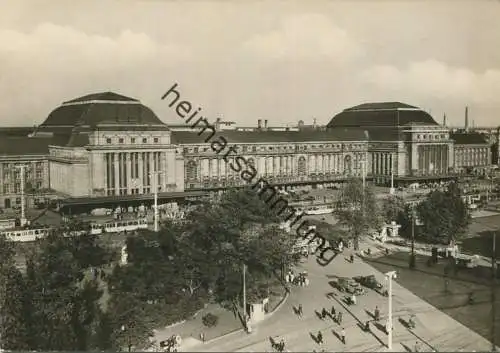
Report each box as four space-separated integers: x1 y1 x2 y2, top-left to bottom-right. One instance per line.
3 171 43 181
105 137 160 144
1 162 44 169
2 181 43 194
416 134 447 140
183 143 364 154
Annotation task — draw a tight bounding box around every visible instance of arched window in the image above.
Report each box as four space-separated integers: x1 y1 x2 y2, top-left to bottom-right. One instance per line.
344 155 352 175
186 160 198 180
298 156 307 176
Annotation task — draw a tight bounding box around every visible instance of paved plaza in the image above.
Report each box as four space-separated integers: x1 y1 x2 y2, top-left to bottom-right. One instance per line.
182 251 492 352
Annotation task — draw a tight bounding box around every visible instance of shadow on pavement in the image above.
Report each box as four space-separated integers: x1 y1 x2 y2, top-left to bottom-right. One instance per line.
365 309 375 319
400 342 413 352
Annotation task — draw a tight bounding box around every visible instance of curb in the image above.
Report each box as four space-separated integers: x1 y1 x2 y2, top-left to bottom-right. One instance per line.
201 289 291 345
265 290 290 319
155 304 208 332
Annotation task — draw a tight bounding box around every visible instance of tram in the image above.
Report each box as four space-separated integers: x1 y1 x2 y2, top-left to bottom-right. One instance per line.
304 205 334 215
1 227 53 242
0 227 89 242
89 218 148 235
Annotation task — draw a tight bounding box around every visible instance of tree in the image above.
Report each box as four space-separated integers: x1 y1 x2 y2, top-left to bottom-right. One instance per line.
333 178 382 250
380 195 406 224
417 181 471 244
22 231 108 351
106 292 153 351
0 235 29 350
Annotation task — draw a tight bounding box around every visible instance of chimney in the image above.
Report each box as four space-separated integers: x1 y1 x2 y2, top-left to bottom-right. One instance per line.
257 119 262 129
465 106 469 131
264 119 268 129
313 118 317 128
442 113 447 127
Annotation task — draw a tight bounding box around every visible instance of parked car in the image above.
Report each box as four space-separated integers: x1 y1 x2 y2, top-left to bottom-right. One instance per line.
330 277 365 295
353 275 383 290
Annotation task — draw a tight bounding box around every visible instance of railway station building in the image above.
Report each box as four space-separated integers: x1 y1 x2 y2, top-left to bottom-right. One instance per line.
0 92 494 213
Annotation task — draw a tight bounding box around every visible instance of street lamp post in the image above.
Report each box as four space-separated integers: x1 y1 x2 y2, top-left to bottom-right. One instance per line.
390 163 395 195
121 325 132 352
149 171 164 232
14 164 28 227
492 232 497 351
410 205 416 269
385 270 397 351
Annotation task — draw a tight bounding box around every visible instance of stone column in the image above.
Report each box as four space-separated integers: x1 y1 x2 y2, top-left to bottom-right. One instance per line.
159 152 165 191
114 152 119 195
126 152 132 194
138 152 144 194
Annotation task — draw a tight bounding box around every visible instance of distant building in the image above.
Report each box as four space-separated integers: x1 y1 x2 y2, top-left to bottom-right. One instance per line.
450 132 491 175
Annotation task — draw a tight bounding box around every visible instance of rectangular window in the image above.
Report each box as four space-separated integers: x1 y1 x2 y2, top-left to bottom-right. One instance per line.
154 137 159 143
131 137 136 143
119 138 124 144
142 138 147 143
3 184 9 194
36 171 42 179
106 138 112 144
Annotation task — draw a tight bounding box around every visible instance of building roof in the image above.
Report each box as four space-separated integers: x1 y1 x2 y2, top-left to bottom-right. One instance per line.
0 136 67 156
364 128 403 141
63 92 138 104
0 127 34 137
347 102 418 110
327 102 438 128
39 91 166 129
171 129 368 144
450 132 489 145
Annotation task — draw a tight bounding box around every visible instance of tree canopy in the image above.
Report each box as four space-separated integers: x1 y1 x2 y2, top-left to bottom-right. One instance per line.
416 181 471 244
333 178 382 249
0 188 296 351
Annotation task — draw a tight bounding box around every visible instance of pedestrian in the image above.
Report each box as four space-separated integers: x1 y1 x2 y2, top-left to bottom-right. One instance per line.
298 304 303 317
337 311 343 324
351 294 356 305
330 305 336 317
350 254 354 263
374 306 380 321
200 332 205 342
364 320 370 332
280 339 285 352
340 328 346 344
414 341 420 352
321 308 327 319
317 331 323 344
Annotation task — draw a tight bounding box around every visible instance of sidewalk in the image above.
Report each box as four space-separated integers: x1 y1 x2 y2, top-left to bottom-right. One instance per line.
152 284 289 350
187 250 493 352
325 247 494 352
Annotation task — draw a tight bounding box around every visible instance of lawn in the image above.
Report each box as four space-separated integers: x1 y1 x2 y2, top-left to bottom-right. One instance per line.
366 251 500 345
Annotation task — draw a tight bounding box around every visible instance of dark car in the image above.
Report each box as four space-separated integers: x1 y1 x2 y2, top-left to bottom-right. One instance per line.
330 277 365 295
353 275 383 290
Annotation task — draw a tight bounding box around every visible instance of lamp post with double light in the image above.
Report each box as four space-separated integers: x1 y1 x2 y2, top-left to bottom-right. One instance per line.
148 171 164 232
385 270 397 351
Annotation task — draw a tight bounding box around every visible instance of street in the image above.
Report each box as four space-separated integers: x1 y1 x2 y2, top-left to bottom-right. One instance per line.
187 252 492 352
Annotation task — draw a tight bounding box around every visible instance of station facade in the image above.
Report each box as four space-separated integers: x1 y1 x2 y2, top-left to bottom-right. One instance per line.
0 92 494 210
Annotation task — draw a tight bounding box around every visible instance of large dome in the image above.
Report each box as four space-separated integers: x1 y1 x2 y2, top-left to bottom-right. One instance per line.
327 102 438 128
40 92 166 128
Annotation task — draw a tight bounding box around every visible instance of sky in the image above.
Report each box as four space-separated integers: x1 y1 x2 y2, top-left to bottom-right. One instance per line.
0 0 499 128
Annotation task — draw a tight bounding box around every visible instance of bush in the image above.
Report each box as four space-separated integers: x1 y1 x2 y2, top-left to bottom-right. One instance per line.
202 313 219 328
